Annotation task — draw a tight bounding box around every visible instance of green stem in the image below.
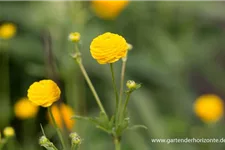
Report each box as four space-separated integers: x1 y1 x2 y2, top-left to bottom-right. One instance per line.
118 58 127 122
73 43 106 114
114 137 121 150
76 60 106 114
110 64 119 124
48 107 66 150
71 144 79 150
122 92 131 118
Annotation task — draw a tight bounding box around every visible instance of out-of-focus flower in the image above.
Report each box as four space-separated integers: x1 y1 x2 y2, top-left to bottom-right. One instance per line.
49 103 75 131
27 80 61 107
90 32 128 64
69 32 80 42
91 0 129 20
0 23 16 39
14 97 39 119
3 127 15 137
194 94 224 123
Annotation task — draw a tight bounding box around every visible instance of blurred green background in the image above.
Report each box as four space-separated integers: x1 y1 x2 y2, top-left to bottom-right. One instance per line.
1 1 225 150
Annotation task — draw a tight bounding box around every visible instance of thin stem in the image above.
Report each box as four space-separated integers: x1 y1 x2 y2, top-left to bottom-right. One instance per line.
48 107 66 150
73 43 106 114
114 137 121 150
118 58 127 123
76 60 106 114
122 92 131 118
0 138 8 150
71 145 79 150
110 64 119 124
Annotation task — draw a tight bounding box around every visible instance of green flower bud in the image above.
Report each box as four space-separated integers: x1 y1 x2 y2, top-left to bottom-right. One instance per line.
126 80 136 89
39 136 57 150
39 136 48 145
126 80 141 92
127 43 133 51
69 32 80 42
70 132 82 146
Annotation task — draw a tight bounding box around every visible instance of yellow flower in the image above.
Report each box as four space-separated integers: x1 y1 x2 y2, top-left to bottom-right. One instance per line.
3 127 15 137
14 97 39 119
0 23 16 39
27 80 61 107
91 0 129 20
90 32 128 64
49 103 75 131
194 94 224 123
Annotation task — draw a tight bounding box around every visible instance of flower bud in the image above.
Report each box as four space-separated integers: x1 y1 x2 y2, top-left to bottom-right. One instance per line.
3 127 15 137
127 43 133 51
39 136 57 149
70 132 82 146
126 80 136 89
69 32 80 42
126 80 141 92
39 136 49 145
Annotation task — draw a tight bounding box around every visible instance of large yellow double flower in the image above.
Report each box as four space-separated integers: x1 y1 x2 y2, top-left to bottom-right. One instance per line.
27 80 61 107
90 32 128 64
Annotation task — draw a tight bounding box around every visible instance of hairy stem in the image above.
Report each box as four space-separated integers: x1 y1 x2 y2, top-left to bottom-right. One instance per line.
48 107 66 150
114 137 121 150
110 64 119 125
122 92 131 119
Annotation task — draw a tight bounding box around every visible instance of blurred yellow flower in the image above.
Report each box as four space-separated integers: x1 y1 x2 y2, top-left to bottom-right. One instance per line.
27 80 61 107
90 32 128 64
49 103 75 131
91 0 129 20
0 23 16 39
14 97 39 119
194 94 224 123
3 127 15 137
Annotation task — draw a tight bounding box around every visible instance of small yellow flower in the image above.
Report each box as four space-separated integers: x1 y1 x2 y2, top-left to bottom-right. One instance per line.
49 103 75 131
194 94 224 123
69 32 80 42
0 23 16 39
14 97 39 119
90 32 128 64
27 80 61 107
3 127 15 137
91 0 129 20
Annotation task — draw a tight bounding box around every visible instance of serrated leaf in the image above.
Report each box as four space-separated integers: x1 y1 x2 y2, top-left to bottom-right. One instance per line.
108 115 115 129
116 118 130 136
96 112 109 126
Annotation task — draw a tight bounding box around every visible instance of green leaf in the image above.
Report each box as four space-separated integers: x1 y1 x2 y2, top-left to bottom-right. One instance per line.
108 115 115 129
116 118 130 136
72 112 113 134
128 125 148 131
71 115 98 124
96 111 109 126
